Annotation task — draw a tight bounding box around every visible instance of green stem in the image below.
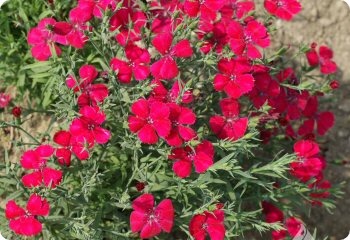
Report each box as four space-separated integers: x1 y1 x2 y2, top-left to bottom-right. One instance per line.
0 121 40 144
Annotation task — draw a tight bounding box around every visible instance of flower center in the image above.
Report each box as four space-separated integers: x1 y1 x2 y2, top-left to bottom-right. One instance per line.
244 34 252 43
88 124 95 130
147 209 159 224
202 223 208 230
147 117 154 124
230 74 237 81
277 0 285 7
187 151 196 160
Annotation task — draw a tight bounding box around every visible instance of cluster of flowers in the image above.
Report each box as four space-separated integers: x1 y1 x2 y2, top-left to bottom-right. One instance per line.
5 64 110 236
261 139 332 240
255 45 338 144
26 0 303 62
5 0 339 239
262 201 304 239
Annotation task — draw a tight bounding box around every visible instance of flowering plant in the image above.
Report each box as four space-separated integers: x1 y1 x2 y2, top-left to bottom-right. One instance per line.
0 0 343 239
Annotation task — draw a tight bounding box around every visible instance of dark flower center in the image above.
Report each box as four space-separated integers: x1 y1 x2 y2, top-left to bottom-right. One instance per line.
88 124 95 130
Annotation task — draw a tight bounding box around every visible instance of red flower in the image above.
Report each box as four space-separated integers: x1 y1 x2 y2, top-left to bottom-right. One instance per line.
110 44 151 84
130 194 174 239
0 93 11 108
197 20 228 54
135 181 146 192
54 130 94 166
20 145 63 188
27 18 65 61
221 0 255 20
128 99 171 144
298 96 335 136
262 201 286 240
306 44 338 74
69 106 111 144
165 103 197 147
109 7 147 46
285 217 303 238
66 64 108 107
151 33 193 80
210 98 248 141
290 140 325 182
189 209 226 240
184 0 225 19
270 89 309 121
249 71 280 109
329 80 339 90
12 106 22 118
213 57 254 98
309 179 331 200
262 201 284 223
264 0 302 21
5 194 50 236
227 19 270 59
168 140 214 178
149 79 194 104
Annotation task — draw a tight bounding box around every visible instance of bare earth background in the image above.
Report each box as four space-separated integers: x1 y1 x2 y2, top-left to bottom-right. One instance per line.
266 0 350 239
0 0 349 239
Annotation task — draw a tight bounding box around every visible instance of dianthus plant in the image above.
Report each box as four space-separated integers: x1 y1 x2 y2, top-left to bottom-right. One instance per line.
0 0 342 239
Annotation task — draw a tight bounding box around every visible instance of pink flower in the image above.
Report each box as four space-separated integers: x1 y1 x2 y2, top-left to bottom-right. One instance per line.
213 57 254 98
168 140 214 178
210 98 248 141
306 44 338 74
0 93 11 108
78 0 118 19
151 33 193 80
109 7 147 46
20 145 63 189
165 103 197 147
189 209 226 240
110 44 151 84
128 99 171 144
5 194 50 236
130 194 174 239
27 18 64 61
54 130 94 166
69 106 111 145
227 19 270 59
66 65 108 107
66 7 90 49
264 0 302 21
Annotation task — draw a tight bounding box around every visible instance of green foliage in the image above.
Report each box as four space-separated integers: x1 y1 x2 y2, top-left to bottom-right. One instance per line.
0 0 71 107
